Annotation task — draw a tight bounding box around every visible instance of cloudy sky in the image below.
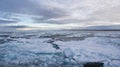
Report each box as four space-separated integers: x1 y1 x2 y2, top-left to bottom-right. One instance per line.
0 0 120 30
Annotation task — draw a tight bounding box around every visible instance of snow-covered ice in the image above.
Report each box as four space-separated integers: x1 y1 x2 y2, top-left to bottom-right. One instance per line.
0 31 120 67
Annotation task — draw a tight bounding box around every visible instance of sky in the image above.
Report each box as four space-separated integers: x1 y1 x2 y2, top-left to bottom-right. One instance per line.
0 0 120 30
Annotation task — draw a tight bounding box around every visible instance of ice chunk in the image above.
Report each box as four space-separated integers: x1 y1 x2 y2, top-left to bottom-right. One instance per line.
63 48 75 59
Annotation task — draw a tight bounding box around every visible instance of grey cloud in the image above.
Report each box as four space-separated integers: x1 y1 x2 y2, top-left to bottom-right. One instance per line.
0 25 29 28
31 16 99 24
0 0 119 29
0 0 68 20
0 12 22 24
90 6 120 22
0 20 18 24
85 25 120 30
0 25 30 31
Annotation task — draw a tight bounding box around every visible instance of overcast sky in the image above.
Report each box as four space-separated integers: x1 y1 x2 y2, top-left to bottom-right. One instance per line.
0 0 120 30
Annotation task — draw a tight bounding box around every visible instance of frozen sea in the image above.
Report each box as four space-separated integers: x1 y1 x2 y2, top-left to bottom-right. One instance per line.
0 30 120 67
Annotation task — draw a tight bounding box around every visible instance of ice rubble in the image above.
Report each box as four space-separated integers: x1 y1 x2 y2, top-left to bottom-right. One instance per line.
55 37 120 67
0 38 55 63
0 31 120 67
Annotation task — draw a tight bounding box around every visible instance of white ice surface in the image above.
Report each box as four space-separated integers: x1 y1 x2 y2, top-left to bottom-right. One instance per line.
0 31 120 67
55 37 120 66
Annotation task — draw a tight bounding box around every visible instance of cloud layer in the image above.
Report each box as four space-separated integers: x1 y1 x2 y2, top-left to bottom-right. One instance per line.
0 0 120 30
